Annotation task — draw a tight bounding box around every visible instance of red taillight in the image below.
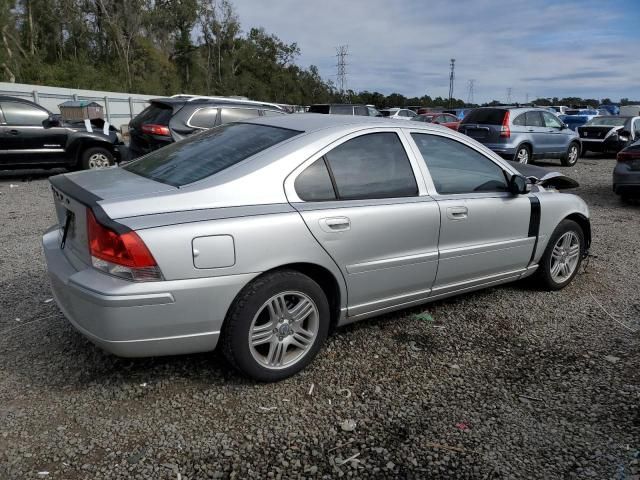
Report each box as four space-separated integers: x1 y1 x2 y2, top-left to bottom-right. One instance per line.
141 124 171 136
87 209 162 281
617 150 640 163
500 111 511 138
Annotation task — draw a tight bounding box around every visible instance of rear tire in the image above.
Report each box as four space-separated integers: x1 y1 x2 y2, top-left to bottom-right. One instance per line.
81 146 114 170
535 219 585 291
514 145 531 164
221 270 330 382
561 142 580 167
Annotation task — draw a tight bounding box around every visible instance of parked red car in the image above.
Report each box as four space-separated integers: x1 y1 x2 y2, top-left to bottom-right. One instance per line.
411 112 460 131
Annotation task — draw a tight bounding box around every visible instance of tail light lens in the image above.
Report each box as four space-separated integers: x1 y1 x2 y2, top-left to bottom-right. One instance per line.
86 209 163 282
617 150 640 163
141 124 171 136
500 111 511 138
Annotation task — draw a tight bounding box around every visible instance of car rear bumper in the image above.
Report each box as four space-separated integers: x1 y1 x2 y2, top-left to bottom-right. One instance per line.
613 163 640 196
42 227 257 357
580 138 625 152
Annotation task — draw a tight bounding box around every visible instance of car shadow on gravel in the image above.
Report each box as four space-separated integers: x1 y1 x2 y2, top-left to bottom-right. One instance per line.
0 168 67 182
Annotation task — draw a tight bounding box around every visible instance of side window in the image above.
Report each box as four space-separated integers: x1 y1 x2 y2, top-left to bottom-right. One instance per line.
407 110 417 117
354 106 368 116
634 119 640 134
525 111 544 127
1 101 49 126
542 112 562 128
324 132 418 200
513 113 526 126
219 108 260 124
188 107 219 129
331 105 354 115
294 158 336 201
261 109 285 116
411 133 509 195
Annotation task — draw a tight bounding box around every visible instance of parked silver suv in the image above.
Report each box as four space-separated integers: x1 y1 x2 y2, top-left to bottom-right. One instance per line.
459 107 581 166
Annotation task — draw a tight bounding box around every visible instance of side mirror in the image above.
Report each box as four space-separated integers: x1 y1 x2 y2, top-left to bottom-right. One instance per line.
508 174 528 195
43 114 61 128
561 123 569 129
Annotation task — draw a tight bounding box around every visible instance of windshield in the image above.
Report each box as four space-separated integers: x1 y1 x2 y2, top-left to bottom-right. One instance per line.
585 117 628 127
124 122 301 187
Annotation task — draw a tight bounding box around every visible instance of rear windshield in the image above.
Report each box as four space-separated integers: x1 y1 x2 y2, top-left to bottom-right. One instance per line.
133 103 173 126
308 105 330 114
585 117 628 127
461 109 506 125
124 123 301 187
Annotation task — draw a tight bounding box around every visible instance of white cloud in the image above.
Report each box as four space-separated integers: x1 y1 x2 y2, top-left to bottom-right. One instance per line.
231 0 639 102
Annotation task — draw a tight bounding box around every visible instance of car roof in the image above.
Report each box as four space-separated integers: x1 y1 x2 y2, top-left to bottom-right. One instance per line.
242 112 450 133
150 96 283 110
310 103 368 107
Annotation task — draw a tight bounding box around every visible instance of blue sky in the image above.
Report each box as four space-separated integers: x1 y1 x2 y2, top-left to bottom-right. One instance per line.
231 0 640 103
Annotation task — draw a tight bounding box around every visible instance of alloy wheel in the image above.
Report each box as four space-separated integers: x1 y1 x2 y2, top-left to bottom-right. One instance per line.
87 153 111 169
567 145 579 165
248 291 319 370
517 148 529 164
550 231 580 283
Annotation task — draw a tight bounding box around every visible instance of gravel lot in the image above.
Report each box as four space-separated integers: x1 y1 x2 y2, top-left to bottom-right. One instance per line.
1 156 638 479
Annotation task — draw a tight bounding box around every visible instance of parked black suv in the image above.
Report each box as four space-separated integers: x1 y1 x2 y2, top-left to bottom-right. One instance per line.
307 104 382 116
0 96 125 170
128 96 286 158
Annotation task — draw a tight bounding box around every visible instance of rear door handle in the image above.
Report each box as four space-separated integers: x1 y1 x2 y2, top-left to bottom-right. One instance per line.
446 206 468 220
8 129 19 135
319 216 351 232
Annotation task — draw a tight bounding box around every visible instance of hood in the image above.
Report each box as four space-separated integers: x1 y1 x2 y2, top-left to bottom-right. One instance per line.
508 162 579 190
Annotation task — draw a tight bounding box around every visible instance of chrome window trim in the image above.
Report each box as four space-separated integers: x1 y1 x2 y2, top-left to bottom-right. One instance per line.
186 107 220 130
284 126 429 203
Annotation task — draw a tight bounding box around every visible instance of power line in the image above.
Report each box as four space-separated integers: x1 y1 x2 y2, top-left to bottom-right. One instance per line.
335 45 348 98
466 79 475 105
448 58 455 108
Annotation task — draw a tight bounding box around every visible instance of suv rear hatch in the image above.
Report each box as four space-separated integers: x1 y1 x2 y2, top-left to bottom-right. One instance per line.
49 168 175 267
459 108 508 143
129 100 182 158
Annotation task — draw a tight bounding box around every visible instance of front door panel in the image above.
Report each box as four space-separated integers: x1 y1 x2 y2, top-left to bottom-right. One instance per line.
435 195 534 288
296 199 440 316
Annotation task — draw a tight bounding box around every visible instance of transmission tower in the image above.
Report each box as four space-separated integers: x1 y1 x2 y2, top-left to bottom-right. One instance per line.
506 87 513 104
466 79 475 105
335 45 349 98
448 58 456 108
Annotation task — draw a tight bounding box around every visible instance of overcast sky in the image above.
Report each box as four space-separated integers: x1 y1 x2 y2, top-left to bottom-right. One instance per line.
232 0 640 103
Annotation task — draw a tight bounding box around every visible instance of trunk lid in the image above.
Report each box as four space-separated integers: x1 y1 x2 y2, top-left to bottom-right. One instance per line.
49 168 176 264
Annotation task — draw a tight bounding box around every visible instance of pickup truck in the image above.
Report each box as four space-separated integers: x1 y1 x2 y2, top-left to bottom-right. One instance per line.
0 95 126 170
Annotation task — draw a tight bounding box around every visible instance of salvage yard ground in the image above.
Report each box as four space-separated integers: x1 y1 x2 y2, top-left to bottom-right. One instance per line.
0 157 638 479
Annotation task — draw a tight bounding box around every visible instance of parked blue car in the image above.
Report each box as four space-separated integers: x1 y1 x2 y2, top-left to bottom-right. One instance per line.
599 104 620 116
559 109 600 131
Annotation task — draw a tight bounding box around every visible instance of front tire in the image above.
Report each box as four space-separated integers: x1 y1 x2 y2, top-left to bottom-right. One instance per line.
561 142 580 166
514 145 531 164
535 219 585 290
81 146 114 170
221 270 330 382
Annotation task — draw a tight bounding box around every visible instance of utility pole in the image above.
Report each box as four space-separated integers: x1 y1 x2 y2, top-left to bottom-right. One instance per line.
506 87 512 104
525 92 529 104
448 58 456 108
335 45 349 100
466 79 475 105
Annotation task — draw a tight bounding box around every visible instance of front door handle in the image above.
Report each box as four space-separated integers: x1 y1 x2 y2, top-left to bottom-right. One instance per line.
446 206 468 220
8 129 19 135
319 216 351 232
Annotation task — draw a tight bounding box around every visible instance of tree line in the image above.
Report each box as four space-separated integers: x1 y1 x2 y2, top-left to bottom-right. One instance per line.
0 0 636 108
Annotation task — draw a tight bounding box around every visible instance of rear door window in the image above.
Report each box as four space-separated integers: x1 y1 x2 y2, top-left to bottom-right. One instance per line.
525 111 544 127
461 109 506 125
0 101 49 126
188 107 219 129
411 133 508 195
294 159 336 201
354 106 368 116
220 108 260 124
124 123 301 187
323 132 418 199
513 114 526 126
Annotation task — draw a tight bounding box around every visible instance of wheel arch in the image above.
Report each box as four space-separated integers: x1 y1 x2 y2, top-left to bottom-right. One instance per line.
69 138 118 167
515 141 534 158
564 212 591 253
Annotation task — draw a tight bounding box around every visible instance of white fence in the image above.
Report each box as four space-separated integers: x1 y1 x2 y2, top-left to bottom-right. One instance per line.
0 82 158 127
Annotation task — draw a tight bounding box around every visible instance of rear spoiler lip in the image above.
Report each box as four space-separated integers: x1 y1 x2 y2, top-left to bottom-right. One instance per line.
49 174 132 234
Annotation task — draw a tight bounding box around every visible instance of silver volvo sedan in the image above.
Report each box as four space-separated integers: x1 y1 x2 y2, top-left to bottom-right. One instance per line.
43 114 591 381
